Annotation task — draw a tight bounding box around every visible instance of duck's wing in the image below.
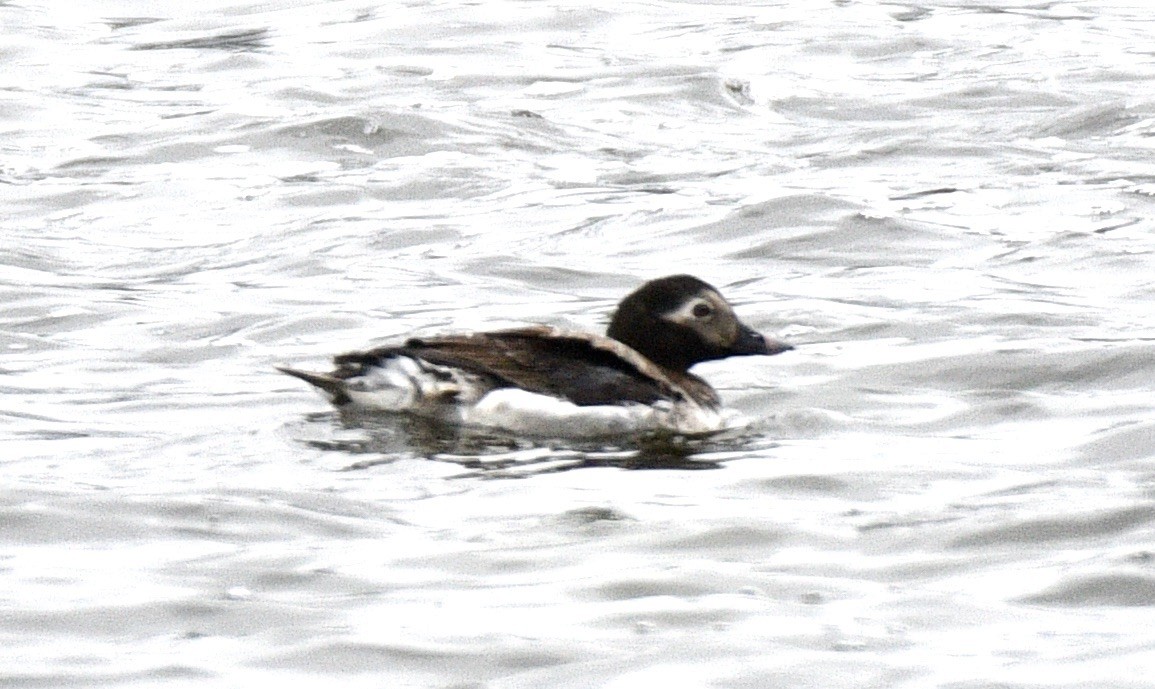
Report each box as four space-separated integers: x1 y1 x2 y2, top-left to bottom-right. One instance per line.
331 326 717 408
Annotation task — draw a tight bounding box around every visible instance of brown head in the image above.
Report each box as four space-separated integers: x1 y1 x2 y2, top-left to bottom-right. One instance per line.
606 274 792 372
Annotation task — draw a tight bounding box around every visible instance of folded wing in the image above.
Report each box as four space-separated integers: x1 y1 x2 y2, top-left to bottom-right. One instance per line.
331 326 717 408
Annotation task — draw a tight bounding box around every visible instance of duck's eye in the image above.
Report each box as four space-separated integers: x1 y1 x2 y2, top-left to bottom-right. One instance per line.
692 302 713 319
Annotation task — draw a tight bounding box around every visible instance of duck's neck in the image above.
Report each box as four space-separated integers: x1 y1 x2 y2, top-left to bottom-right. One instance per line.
608 313 695 373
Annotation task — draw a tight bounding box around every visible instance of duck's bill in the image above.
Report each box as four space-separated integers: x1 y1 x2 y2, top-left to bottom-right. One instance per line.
762 336 794 356
733 324 794 356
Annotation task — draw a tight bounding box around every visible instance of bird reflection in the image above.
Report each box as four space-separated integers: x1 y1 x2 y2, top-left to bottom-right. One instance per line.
293 409 771 478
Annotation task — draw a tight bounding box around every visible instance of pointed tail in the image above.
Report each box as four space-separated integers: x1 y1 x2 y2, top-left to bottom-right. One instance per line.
276 366 351 405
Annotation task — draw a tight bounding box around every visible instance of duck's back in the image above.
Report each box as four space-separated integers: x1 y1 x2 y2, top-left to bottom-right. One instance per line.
277 326 725 437
333 326 712 408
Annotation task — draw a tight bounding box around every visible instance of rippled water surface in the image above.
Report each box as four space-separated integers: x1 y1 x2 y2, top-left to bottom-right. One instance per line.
4 1 1155 687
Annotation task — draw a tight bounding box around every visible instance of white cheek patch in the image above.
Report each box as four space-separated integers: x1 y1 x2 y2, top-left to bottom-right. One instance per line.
665 299 702 325
663 293 738 346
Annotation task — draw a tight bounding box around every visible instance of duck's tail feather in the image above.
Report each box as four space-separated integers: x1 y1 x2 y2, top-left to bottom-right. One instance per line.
276 366 352 405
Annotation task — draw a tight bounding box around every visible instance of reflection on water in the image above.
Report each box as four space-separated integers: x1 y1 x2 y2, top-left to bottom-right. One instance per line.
311 408 755 477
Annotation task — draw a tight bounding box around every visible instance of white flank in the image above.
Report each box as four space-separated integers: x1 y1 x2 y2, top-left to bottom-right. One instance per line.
335 356 732 437
463 389 727 438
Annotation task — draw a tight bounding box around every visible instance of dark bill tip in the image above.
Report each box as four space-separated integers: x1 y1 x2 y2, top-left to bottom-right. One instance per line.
762 337 794 356
734 324 794 356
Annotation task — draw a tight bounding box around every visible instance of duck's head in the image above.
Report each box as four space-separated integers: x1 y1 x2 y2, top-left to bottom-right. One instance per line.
606 274 793 373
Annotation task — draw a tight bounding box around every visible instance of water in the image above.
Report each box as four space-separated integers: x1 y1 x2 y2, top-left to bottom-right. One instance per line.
4 0 1155 686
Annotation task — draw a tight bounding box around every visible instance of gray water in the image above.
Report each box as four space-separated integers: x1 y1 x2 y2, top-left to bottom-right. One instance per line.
4 1 1155 687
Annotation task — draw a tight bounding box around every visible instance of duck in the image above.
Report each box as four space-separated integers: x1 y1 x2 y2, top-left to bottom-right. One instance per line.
277 274 793 437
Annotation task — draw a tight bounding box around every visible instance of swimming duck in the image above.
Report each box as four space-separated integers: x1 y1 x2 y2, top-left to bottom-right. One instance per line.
278 274 792 437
